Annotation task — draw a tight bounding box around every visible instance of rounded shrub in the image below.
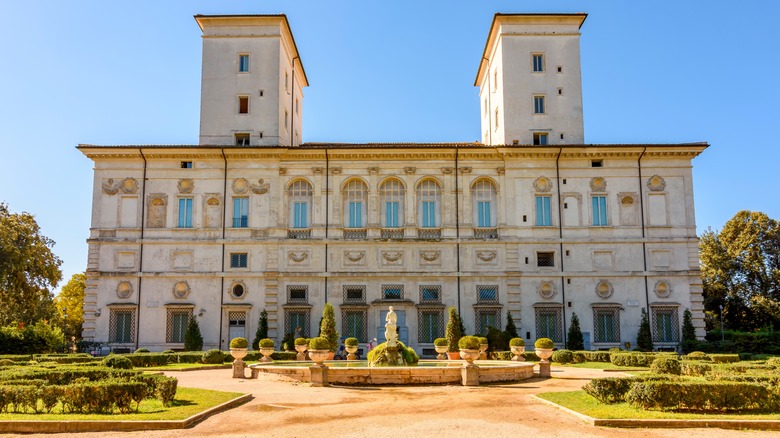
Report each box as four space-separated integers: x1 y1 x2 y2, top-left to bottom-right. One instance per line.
551 349 574 364
477 336 488 346
686 351 711 361
229 337 248 349
202 349 225 364
161 350 175 354
710 354 740 364
651 356 681 375
433 337 448 347
0 359 16 366
572 351 586 363
294 337 308 346
344 337 358 347
258 338 275 348
766 357 780 368
134 348 150 353
309 336 330 350
509 337 525 347
535 338 554 349
458 335 480 350
103 355 133 369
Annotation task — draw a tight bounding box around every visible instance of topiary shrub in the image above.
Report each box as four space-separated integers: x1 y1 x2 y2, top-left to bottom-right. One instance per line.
258 338 274 348
202 349 225 364
433 337 448 347
294 337 308 346
252 309 269 350
572 351 586 363
458 335 480 350
684 351 710 361
309 336 330 350
551 349 574 364
134 348 150 353
534 338 554 349
681 308 697 353
610 352 654 367
103 355 133 369
0 359 16 366
445 307 463 353
505 311 519 338
366 340 419 366
626 380 772 412
567 313 584 350
319 303 339 352
710 354 740 363
636 308 653 352
681 361 711 376
184 316 203 351
344 337 358 347
161 350 175 354
477 336 488 346
509 337 525 347
651 356 681 375
229 337 248 349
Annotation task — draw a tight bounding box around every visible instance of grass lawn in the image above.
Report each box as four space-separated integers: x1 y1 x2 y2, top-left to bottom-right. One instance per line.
558 362 649 371
0 387 244 421
142 363 231 371
538 390 780 420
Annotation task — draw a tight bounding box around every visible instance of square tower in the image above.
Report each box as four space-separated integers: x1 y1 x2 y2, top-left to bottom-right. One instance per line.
196 15 308 146
475 13 586 146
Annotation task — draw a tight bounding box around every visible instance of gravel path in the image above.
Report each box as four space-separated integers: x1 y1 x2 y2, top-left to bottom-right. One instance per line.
15 365 779 437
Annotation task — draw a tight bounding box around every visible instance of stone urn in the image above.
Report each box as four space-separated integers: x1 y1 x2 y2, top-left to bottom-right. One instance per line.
259 347 275 363
230 348 248 362
479 343 489 360
309 349 330 365
345 345 358 360
295 344 308 361
535 348 554 362
435 344 449 360
510 346 525 361
459 349 481 365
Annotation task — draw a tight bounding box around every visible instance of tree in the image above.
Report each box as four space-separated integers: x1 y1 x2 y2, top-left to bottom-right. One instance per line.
445 307 463 352
681 308 697 353
252 309 268 350
319 303 338 351
184 316 203 351
0 203 62 326
700 211 780 331
637 308 653 351
54 273 85 339
505 311 519 338
567 313 584 350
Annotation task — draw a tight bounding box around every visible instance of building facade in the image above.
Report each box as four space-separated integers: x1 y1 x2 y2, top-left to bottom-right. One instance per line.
79 13 707 355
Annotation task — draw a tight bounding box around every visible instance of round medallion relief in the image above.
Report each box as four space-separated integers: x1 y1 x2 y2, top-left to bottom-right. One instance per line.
654 281 671 298
173 281 190 299
595 280 613 299
116 281 133 299
538 281 556 299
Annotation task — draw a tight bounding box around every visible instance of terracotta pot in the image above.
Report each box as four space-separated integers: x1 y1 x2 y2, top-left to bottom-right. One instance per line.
309 349 330 364
535 348 554 361
510 345 525 361
459 348 481 364
446 351 461 360
230 348 248 362
260 347 275 362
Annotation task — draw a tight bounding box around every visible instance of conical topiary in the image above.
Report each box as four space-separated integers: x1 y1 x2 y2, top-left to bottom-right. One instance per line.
319 303 339 351
445 307 463 352
505 311 519 338
184 316 203 351
681 308 697 353
252 309 269 350
566 313 584 350
637 308 653 352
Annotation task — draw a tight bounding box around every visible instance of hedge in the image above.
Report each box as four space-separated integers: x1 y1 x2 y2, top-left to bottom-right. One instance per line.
578 351 611 362
489 351 541 361
610 352 657 367
582 375 673 403
650 357 681 375
626 381 776 412
709 354 740 363
551 349 574 364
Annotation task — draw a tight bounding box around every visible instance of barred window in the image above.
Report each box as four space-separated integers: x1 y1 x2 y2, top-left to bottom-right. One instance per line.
343 285 366 303
652 306 679 343
475 308 501 335
287 285 308 303
230 253 248 268
166 308 192 343
477 285 498 303
341 309 367 343
593 307 620 343
419 285 441 303
382 284 404 300
284 308 310 338
109 308 135 343
535 307 562 343
537 251 555 267
418 309 444 343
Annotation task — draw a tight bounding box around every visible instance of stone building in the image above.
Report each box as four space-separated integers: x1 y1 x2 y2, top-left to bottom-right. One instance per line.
78 13 707 354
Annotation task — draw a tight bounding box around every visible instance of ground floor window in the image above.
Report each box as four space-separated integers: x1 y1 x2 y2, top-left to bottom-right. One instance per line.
535 306 563 343
228 311 247 342
109 308 135 343
284 307 311 338
592 307 620 343
166 308 192 343
341 308 367 343
652 306 679 343
417 308 444 343
474 307 502 335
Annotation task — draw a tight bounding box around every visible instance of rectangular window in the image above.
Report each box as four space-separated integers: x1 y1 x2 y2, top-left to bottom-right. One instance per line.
230 252 248 268
419 285 441 303
418 310 444 343
342 309 367 342
532 54 544 72
477 285 498 303
232 198 248 228
167 309 191 343
533 132 548 145
238 54 249 73
287 311 308 337
534 96 545 114
535 196 552 226
382 285 404 300
109 309 135 343
476 310 500 335
535 307 562 342
180 161 192 169
343 285 366 303
385 201 399 227
287 285 308 303
238 96 249 114
537 251 555 267
593 308 620 343
477 201 491 227
421 201 436 227
235 133 250 146
652 307 679 343
592 196 608 226
348 202 363 227
293 201 308 228
177 198 192 228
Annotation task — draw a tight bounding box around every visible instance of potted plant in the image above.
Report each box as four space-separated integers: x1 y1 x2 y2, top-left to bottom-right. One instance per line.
534 337 555 361
308 336 331 365
344 337 359 360
229 337 249 362
458 335 481 364
509 338 525 361
294 337 308 361
478 336 489 359
433 337 448 360
445 307 463 360
258 338 275 362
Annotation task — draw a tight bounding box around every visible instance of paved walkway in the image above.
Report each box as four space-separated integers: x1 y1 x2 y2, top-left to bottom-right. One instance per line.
17 365 780 437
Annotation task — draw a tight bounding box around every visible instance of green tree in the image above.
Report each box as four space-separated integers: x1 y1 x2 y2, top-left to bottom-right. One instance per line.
252 309 268 350
54 273 85 339
445 307 463 352
681 308 697 353
566 313 584 350
700 211 780 331
637 308 653 352
505 311 519 338
184 316 203 351
319 303 338 351
0 203 62 325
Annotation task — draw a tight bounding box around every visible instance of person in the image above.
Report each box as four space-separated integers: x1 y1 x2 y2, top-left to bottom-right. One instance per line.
336 339 346 360
367 338 377 351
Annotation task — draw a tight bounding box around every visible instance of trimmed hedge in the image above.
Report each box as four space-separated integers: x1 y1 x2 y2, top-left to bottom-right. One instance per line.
626 381 775 411
578 351 611 362
551 349 574 364
610 353 656 367
710 354 740 363
124 353 173 367
681 361 711 376
489 351 540 361
582 376 672 403
650 357 681 375
202 349 225 364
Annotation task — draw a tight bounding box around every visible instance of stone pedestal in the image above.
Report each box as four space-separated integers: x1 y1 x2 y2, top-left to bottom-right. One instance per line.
297 352 307 361
232 360 246 379
461 364 479 386
310 364 329 387
538 360 551 378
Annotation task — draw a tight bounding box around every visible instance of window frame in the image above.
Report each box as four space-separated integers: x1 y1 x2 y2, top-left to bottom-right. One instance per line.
234 133 250 146
592 195 608 226
232 197 248 228
535 195 552 226
416 179 442 228
288 180 313 229
109 308 135 344
229 252 248 269
238 95 249 114
166 308 192 344
592 306 621 344
177 198 193 228
533 132 549 145
476 285 499 303
533 95 546 114
472 179 497 228
380 178 405 228
343 179 368 229
238 54 250 73
418 309 445 343
534 306 563 343
532 53 545 72
381 284 404 300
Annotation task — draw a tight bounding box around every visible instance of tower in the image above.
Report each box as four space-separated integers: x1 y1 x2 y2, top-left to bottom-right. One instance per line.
196 15 308 146
475 13 586 146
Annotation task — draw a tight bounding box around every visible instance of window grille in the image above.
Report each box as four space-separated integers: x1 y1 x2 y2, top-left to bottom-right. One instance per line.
341 308 367 343
475 308 501 335
230 253 248 268
287 285 308 303
382 284 404 300
343 228 367 239
417 309 445 343
535 307 563 343
477 285 499 303
109 308 136 343
419 285 442 303
537 252 555 267
381 228 404 239
473 227 498 239
284 307 310 338
651 306 679 343
592 307 621 343
343 285 366 303
417 228 441 239
166 308 192 343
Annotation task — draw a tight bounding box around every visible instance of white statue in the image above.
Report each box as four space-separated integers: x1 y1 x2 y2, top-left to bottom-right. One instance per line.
384 306 398 347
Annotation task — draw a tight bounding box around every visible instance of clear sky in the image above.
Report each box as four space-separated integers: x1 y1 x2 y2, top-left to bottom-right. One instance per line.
1 0 778 294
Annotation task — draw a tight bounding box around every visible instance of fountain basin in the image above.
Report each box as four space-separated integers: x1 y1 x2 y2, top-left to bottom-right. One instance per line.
249 359 534 385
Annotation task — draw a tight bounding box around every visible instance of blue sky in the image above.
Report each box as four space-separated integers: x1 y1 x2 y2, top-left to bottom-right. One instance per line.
1 1 778 293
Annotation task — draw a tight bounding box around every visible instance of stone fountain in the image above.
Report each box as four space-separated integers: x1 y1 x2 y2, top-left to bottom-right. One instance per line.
382 306 405 366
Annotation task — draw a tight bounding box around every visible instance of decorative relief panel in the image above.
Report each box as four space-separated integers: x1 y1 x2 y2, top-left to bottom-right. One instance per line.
533 176 552 192
116 281 133 299
475 250 498 266
146 194 167 228
595 280 613 299
441 167 454 175
647 175 666 192
404 167 416 175
343 250 366 266
172 281 191 299
381 250 404 266
538 281 557 299
177 179 194 194
288 250 309 264
232 178 270 195
102 178 138 195
418 250 440 266
654 280 672 298
590 177 607 192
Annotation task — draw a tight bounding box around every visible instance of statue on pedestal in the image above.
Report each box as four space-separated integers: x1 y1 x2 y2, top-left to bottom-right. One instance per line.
384 306 398 347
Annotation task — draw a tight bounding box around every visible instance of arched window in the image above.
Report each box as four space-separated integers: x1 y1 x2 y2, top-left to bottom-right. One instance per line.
288 180 312 228
472 179 497 227
416 179 441 228
380 179 404 228
343 179 367 228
